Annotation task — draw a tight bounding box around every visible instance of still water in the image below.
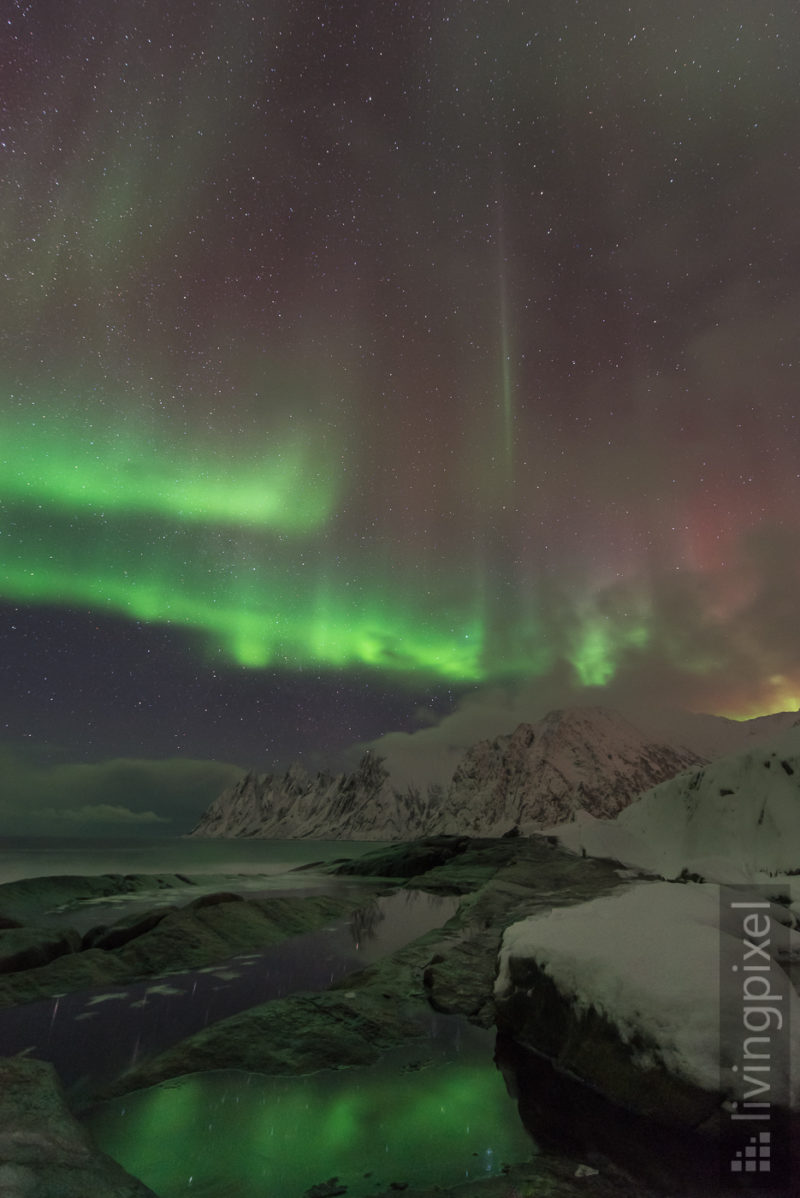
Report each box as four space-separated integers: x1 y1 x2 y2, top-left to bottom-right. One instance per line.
84 1022 537 1198
0 889 460 1094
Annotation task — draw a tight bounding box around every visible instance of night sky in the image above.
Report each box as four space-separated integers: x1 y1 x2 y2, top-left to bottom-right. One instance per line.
2 1 800 833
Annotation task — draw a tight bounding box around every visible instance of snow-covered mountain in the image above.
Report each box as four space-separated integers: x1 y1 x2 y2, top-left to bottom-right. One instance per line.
428 706 704 834
191 706 706 840
553 725 800 881
191 753 432 841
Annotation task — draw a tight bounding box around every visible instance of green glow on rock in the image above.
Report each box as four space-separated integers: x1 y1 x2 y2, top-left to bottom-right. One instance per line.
0 413 336 532
84 1053 535 1197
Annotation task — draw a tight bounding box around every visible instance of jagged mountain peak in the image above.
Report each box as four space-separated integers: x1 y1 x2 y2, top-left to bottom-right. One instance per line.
534 704 669 747
191 749 418 841
191 705 710 841
538 704 636 729
436 705 705 835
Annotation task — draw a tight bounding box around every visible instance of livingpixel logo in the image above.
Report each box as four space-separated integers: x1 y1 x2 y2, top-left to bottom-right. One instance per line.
722 888 793 1189
730 1130 771 1174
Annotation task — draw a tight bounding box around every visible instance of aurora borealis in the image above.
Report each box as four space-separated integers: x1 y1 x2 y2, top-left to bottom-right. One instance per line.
3 0 800 828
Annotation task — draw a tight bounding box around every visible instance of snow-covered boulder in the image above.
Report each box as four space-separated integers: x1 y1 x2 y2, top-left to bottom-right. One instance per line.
495 882 800 1129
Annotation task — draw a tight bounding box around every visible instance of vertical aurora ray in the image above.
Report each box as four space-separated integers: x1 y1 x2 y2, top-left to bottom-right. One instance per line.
496 206 516 486
499 291 514 475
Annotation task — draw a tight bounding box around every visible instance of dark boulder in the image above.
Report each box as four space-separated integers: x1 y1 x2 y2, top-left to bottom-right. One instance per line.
0 927 82 974
82 909 169 951
0 1055 157 1197
331 836 472 878
187 890 245 909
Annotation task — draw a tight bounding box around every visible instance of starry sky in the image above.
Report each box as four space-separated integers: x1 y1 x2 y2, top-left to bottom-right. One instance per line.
2 0 800 833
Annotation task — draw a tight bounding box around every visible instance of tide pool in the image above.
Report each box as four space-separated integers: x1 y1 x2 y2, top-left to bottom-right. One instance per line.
84 1021 536 1197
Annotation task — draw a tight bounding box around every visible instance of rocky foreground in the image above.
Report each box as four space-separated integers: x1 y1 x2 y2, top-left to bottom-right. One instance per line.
0 877 367 1010
94 837 624 1092
0 1055 158 1198
1 834 791 1197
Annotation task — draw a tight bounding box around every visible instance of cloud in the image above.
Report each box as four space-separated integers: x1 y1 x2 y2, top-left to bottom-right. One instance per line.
362 528 800 789
38 803 171 826
0 747 244 836
361 675 579 789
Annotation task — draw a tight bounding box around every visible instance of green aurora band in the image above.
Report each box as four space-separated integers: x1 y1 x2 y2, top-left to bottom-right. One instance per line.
4 505 653 684
3 415 653 685
1 414 336 532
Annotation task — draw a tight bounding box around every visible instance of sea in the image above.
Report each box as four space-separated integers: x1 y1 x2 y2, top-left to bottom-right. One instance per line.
0 833 385 886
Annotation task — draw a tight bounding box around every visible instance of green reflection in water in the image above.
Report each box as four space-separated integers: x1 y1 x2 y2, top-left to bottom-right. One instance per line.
85 1035 535 1196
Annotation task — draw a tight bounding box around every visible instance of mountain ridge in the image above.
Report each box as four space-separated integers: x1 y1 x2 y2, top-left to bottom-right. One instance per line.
188 704 795 841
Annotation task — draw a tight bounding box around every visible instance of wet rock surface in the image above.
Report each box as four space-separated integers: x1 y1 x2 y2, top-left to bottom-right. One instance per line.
367 1153 656 1198
104 838 628 1095
0 872 207 925
0 891 372 1009
0 1055 157 1198
327 835 477 881
104 987 435 1091
0 926 83 974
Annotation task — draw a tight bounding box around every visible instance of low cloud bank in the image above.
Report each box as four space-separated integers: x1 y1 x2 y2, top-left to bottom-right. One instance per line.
0 746 244 836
